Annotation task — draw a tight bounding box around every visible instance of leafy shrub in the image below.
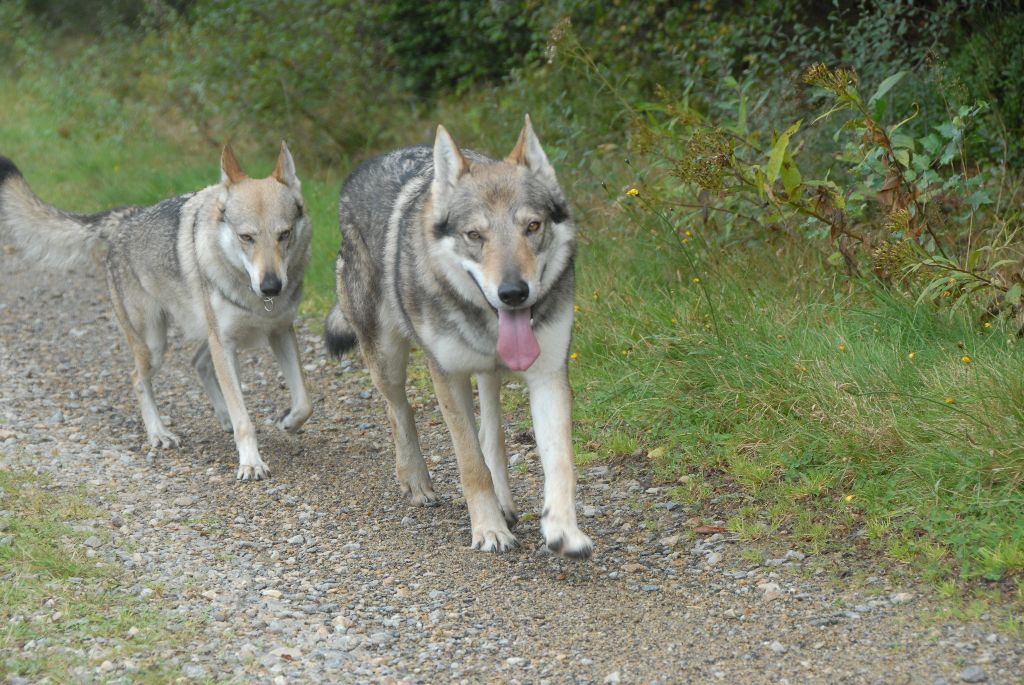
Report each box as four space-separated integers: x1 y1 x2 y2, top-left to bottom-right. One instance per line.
596 48 1021 316
0 2 42 71
136 1 411 163
542 0 1019 162
948 7 1024 163
371 1 538 97
119 0 546 162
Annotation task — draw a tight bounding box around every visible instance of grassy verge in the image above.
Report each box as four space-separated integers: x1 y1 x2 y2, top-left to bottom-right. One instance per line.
0 465 194 681
569 218 1024 585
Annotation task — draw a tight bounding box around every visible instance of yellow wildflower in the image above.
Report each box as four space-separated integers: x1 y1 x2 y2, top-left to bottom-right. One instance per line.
844 495 854 502
961 355 971 364
983 322 992 329
907 351 916 361
626 187 640 197
570 352 578 361
944 397 955 404
838 344 846 352
692 277 701 284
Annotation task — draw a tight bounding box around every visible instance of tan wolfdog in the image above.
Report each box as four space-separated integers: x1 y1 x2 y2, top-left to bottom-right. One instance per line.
0 145 312 479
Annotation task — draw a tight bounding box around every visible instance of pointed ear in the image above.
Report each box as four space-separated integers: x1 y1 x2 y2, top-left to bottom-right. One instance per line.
272 140 299 188
506 114 557 182
220 144 247 186
431 125 468 209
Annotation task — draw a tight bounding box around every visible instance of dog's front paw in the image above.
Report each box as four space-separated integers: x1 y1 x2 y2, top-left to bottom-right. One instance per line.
237 460 271 481
401 483 438 507
542 516 594 559
148 429 180 449
471 525 519 554
399 474 438 507
274 404 312 434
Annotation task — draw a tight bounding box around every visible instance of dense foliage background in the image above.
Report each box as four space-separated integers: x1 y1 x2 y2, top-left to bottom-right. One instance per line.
1 0 1022 596
6 0 1022 161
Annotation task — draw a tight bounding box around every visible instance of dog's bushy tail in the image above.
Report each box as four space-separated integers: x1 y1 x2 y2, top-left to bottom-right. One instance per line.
0 156 130 271
325 303 358 358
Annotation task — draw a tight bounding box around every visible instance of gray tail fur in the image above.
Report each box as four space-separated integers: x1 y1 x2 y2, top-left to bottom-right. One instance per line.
325 303 358 358
0 156 125 271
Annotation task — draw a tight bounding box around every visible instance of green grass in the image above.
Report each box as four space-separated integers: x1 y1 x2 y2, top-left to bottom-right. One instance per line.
0 466 193 681
568 217 1024 585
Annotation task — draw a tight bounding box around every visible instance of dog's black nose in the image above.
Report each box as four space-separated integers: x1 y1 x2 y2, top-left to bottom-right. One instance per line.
498 280 529 306
260 275 283 296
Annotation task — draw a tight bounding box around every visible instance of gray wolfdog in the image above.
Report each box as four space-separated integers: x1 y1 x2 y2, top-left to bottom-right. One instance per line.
0 145 312 479
326 116 593 558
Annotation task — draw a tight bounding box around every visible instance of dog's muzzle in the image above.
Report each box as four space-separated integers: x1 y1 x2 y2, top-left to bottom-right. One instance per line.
260 275 283 296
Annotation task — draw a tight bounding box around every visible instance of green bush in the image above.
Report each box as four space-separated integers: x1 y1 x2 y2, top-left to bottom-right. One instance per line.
144 1 410 163
949 7 1024 162
371 0 538 97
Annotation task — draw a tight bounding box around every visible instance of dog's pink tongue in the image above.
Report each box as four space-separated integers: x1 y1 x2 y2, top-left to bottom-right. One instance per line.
497 308 540 371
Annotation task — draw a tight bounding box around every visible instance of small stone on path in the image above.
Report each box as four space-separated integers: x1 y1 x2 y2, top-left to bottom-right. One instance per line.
959 665 987 683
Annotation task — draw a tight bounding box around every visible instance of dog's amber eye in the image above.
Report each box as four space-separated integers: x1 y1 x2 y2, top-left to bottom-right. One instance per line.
526 221 541 234
239 234 255 244
278 230 292 243
465 230 483 242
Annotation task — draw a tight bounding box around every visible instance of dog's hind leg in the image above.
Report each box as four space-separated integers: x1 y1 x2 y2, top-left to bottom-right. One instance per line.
525 367 593 559
362 329 436 506
107 271 179 449
477 372 518 527
192 343 232 432
429 362 516 553
269 325 312 433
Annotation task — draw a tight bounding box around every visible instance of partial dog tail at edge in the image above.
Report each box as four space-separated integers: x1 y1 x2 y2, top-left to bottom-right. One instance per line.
325 303 358 358
0 155 121 271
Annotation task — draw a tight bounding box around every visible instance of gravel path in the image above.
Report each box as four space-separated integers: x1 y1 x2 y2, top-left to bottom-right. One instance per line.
1 258 1022 684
